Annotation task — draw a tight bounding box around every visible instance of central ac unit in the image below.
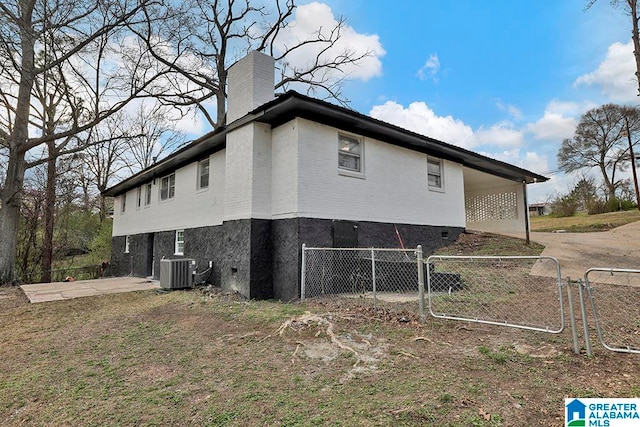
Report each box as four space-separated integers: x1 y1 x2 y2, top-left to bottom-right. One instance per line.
160 259 195 289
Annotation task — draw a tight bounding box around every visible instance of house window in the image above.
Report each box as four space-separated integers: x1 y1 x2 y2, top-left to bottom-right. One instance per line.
160 173 175 200
198 158 209 190
427 158 443 190
121 194 127 213
175 230 185 255
145 183 152 206
136 187 142 209
124 235 130 253
338 134 362 173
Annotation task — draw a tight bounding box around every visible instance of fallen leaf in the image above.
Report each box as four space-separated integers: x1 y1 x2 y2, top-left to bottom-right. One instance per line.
479 408 491 421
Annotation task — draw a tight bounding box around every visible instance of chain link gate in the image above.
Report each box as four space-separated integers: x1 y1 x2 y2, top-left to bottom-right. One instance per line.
425 255 566 333
581 268 640 355
300 245 423 313
299 247 640 357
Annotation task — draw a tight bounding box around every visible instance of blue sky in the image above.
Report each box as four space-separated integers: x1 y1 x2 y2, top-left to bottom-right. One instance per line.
288 0 637 202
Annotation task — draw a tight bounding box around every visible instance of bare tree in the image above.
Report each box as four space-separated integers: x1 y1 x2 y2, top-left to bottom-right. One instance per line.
131 0 374 129
28 48 81 283
0 0 376 284
16 173 46 283
0 0 168 284
558 104 640 200
82 109 155 221
122 103 185 172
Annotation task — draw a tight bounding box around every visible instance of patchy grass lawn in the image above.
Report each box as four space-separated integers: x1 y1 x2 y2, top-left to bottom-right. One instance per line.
530 210 640 232
1 277 639 426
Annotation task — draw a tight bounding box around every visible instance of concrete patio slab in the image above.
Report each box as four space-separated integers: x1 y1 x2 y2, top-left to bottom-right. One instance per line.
20 277 161 303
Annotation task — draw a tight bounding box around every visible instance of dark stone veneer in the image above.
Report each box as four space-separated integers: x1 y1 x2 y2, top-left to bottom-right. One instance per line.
109 218 463 301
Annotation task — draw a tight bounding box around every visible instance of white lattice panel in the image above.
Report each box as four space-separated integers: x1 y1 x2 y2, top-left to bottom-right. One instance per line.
465 192 518 222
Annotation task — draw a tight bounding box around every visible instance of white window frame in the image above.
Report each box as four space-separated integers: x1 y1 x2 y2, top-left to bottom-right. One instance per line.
136 187 142 209
144 183 152 206
175 230 185 255
124 235 130 253
427 157 444 192
121 194 127 213
197 158 210 191
338 134 364 176
160 173 175 201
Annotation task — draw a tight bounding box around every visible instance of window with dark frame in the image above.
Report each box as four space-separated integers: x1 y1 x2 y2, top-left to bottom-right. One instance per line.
338 134 362 173
145 183 152 206
198 159 210 190
160 174 175 200
427 158 443 190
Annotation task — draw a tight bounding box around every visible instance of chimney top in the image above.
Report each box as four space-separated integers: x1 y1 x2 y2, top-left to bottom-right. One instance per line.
227 51 275 123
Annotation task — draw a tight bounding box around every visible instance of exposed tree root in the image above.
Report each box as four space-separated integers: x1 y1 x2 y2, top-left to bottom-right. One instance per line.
266 312 359 361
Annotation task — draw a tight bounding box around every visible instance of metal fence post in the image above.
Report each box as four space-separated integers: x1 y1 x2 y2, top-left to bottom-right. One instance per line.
417 245 425 323
300 244 306 301
371 248 377 309
578 278 593 357
565 277 580 355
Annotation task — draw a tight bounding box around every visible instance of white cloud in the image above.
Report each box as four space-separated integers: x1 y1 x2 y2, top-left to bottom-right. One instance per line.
275 2 385 82
526 100 595 141
476 122 523 148
496 101 523 121
527 112 576 141
370 101 476 149
574 41 637 102
369 101 524 151
417 54 440 81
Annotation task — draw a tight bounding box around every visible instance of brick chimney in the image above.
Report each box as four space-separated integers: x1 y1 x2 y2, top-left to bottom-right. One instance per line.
227 51 275 123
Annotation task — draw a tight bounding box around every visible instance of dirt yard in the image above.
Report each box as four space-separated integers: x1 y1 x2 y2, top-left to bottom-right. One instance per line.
1 275 639 426
1 232 639 426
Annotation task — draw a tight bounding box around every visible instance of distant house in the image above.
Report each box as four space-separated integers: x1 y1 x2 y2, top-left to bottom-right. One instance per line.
103 51 548 300
529 202 551 216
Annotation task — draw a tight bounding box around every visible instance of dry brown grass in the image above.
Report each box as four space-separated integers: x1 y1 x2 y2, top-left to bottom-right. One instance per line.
1 281 639 426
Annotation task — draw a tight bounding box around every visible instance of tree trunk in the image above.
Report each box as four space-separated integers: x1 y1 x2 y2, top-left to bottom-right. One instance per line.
0 0 35 285
600 163 617 201
0 152 27 285
629 0 640 96
40 145 57 283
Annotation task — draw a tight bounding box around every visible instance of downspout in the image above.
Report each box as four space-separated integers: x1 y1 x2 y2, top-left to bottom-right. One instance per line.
523 181 530 245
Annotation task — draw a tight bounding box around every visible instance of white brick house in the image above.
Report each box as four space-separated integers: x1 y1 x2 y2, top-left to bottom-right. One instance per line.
104 51 547 300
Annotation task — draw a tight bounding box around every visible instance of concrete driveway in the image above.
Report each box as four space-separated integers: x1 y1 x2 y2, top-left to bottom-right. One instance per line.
520 220 640 282
20 277 160 303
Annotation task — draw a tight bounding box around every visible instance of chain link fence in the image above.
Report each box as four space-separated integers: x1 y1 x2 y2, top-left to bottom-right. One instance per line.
300 247 640 356
426 255 565 333
301 246 422 312
582 268 640 354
